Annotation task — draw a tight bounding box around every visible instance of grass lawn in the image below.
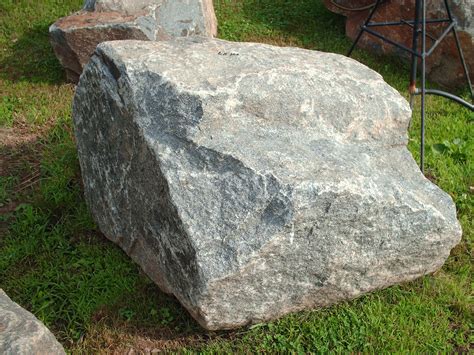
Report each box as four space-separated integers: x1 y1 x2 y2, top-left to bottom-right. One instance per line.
0 0 472 353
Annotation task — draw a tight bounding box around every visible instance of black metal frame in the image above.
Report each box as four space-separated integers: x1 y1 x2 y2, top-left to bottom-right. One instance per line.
347 0 474 173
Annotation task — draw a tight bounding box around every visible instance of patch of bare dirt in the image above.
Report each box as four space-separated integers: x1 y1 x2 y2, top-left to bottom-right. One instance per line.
70 319 213 354
0 124 44 235
0 126 39 151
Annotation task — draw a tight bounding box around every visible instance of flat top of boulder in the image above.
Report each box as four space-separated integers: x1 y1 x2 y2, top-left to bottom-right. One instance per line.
52 11 139 29
93 38 411 185
83 0 159 13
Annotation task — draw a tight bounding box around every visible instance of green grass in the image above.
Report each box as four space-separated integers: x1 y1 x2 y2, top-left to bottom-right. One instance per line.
0 0 472 353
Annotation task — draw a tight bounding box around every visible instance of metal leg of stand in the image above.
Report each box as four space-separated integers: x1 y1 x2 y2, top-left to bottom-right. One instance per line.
420 0 427 173
409 0 422 109
443 0 473 101
451 27 473 100
347 0 383 57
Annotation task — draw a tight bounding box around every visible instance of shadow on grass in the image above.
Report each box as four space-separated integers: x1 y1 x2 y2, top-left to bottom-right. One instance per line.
0 23 67 84
215 0 349 52
73 282 217 352
242 0 345 39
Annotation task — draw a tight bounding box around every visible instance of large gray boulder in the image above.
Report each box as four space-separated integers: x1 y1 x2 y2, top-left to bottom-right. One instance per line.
0 290 65 355
73 37 462 330
50 0 217 82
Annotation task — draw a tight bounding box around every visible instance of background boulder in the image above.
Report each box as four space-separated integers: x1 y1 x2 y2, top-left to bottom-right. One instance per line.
324 0 473 88
73 37 462 330
50 0 217 82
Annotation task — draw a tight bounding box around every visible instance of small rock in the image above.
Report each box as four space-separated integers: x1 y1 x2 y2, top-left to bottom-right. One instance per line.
0 289 65 355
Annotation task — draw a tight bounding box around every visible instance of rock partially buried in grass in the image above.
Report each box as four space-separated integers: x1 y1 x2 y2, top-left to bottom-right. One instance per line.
73 37 462 330
49 0 217 83
0 289 65 354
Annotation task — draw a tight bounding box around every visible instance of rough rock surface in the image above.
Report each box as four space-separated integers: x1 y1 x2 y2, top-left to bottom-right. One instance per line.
324 0 473 88
50 0 217 82
0 290 65 355
73 37 462 330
